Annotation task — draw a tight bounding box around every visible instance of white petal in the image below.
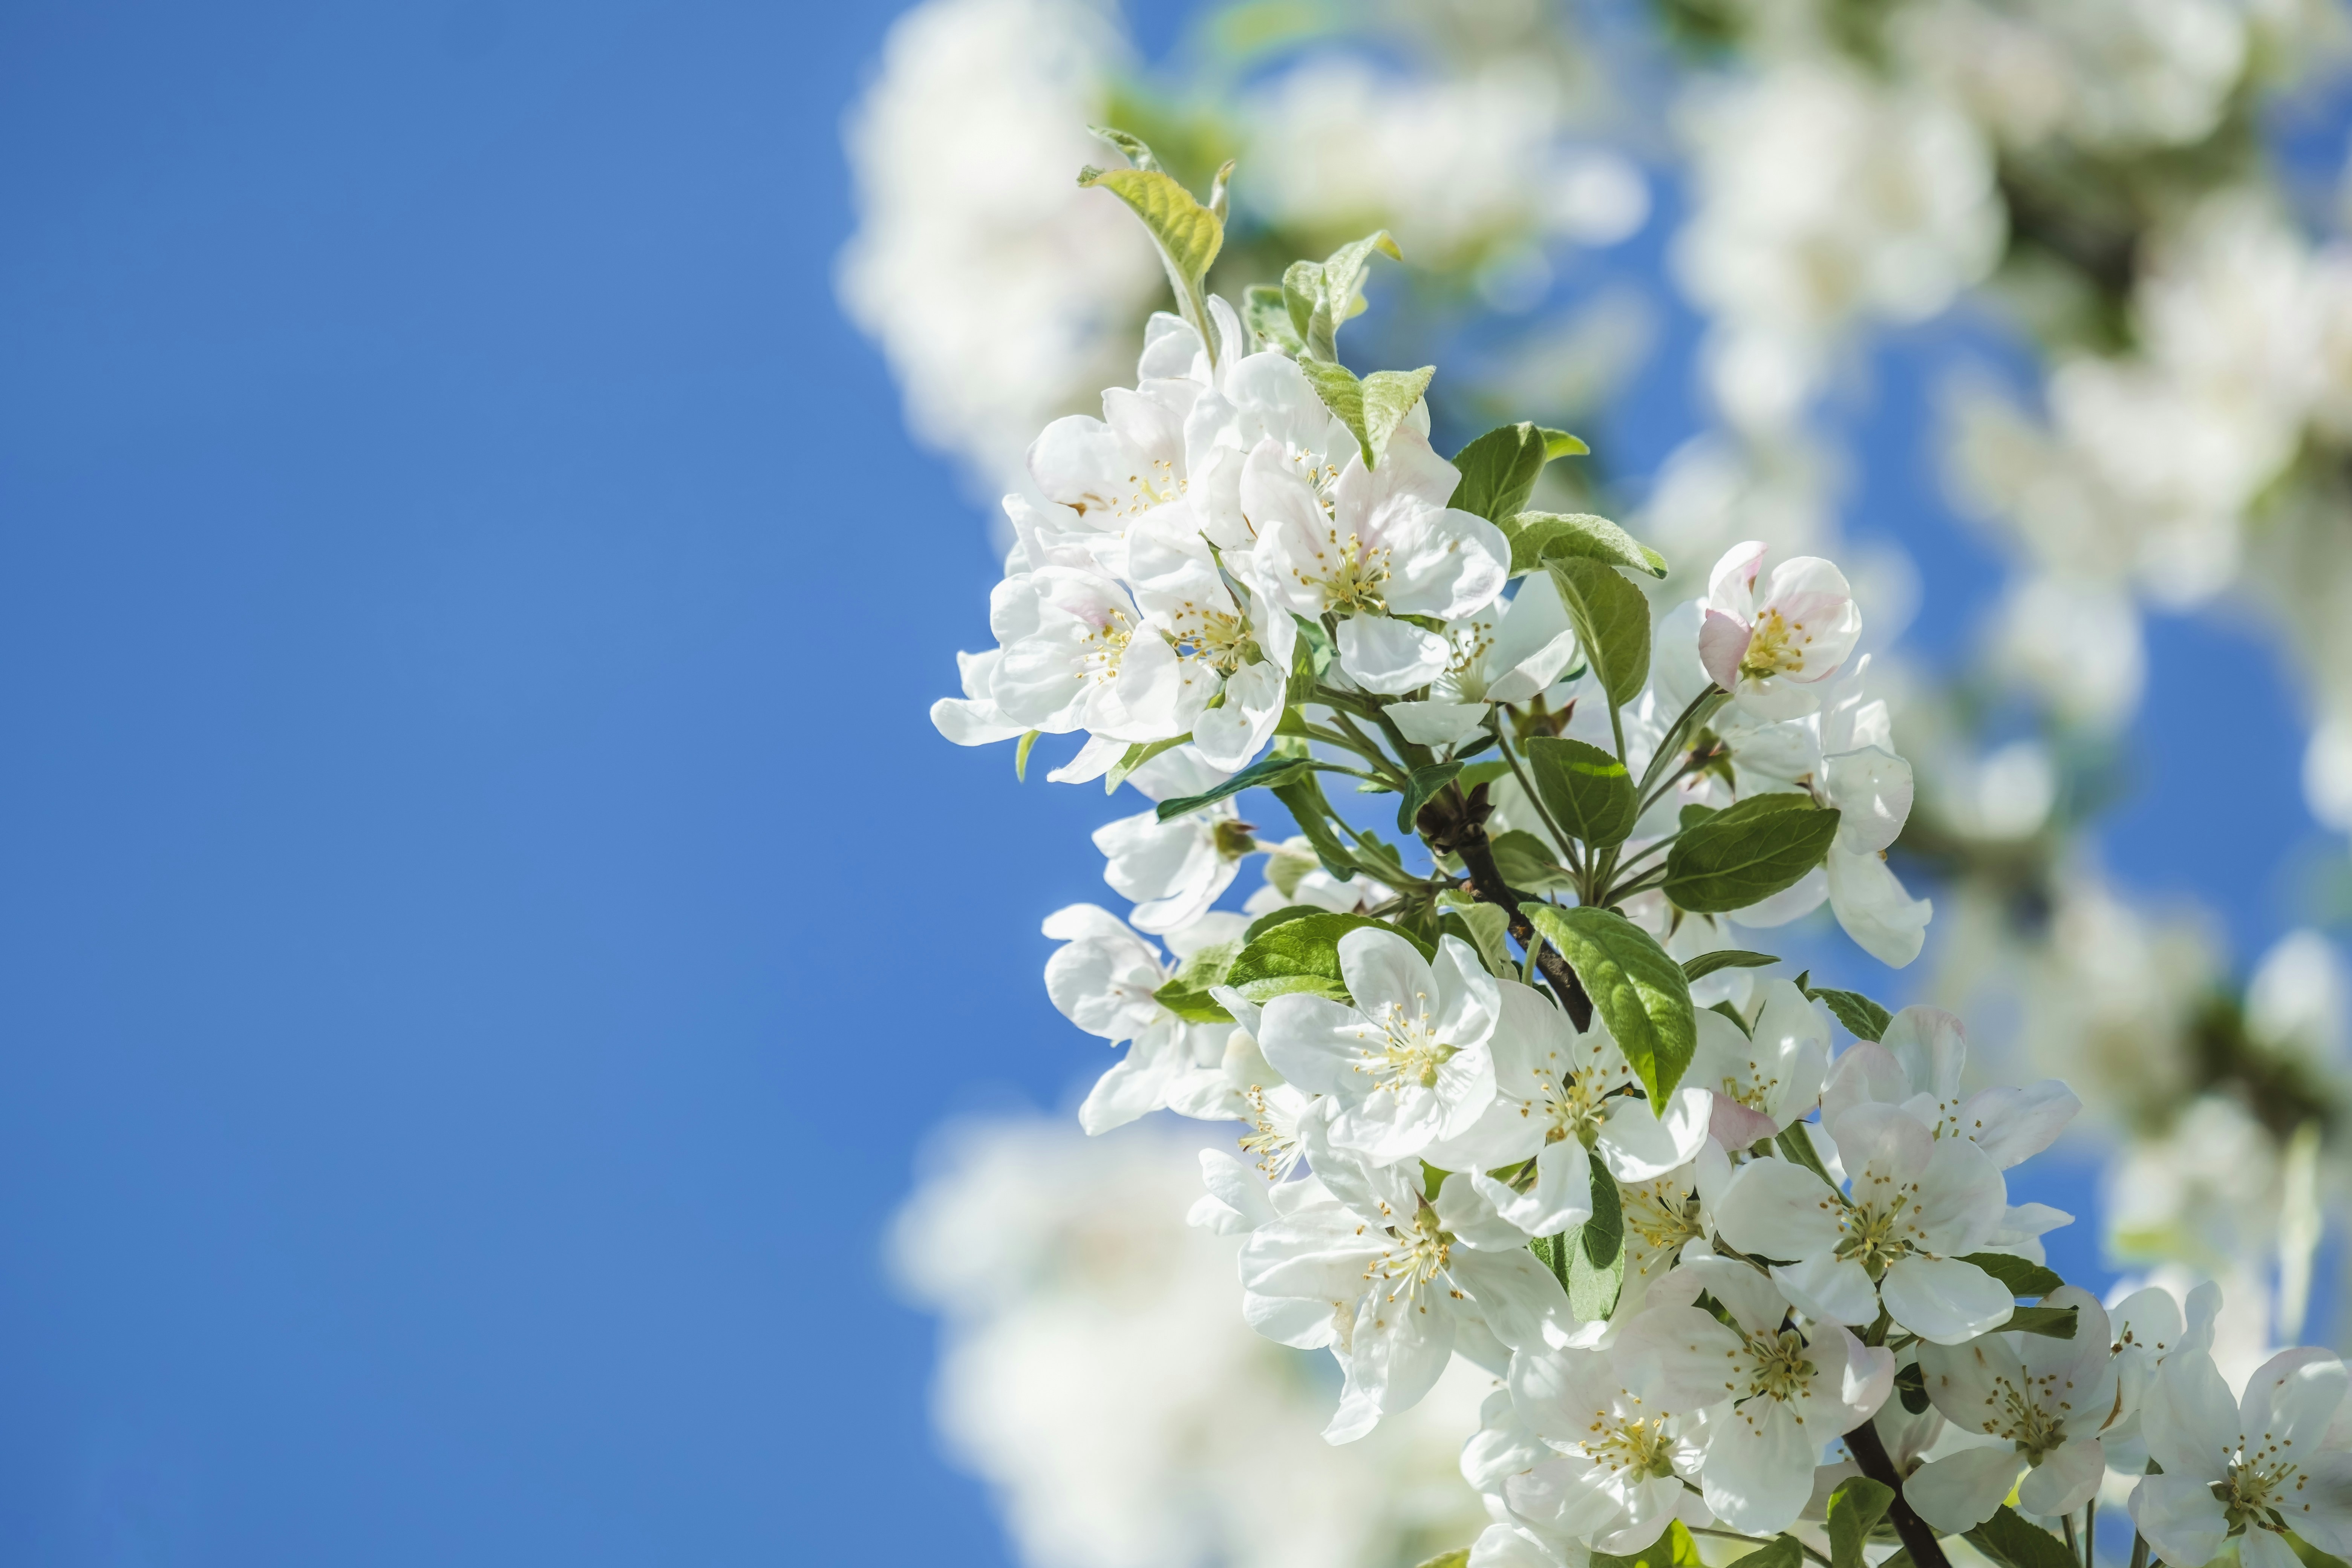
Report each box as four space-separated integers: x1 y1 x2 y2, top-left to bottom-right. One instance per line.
1880 1257 2015 1344
1825 849 1932 968
1336 614 1453 693
2129 1473 2230 1567
2018 1438 2105 1517
1387 698 1492 747
1771 1255 1879 1326
1906 1446 2029 1534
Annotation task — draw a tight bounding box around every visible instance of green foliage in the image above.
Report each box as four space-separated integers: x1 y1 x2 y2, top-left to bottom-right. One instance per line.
2004 1305 2080 1338
1077 135 1226 360
1105 735 1188 793
1774 1124 1840 1188
1156 753 1317 822
1681 949 1779 981
1662 794 1841 914
1894 1360 1930 1413
1802 982 1893 1042
1547 557 1652 712
1506 511 1668 578
1223 911 1432 1004
1528 905 1696 1106
1243 284 1303 355
1966 1507 2079 1568
1439 898 1514 978
1488 828 1577 893
1592 1521 1704 1568
1450 422 1589 524
1412 1552 1471 1568
1398 760 1464 833
1960 1253 2065 1298
1826 1478 1896 1568
1268 773 1360 881
1300 360 1436 468
1152 941 1240 1023
1525 735 1639 848
1284 230 1402 361
1014 729 1040 781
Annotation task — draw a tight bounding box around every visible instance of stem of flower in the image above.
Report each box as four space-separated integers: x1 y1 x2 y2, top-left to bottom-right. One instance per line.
1493 723 1587 881
2128 1533 2148 1568
1840 1419 1950 1568
2084 1498 2097 1568
1426 789 1593 1028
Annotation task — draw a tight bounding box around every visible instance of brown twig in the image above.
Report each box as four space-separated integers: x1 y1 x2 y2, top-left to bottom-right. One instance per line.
1842 1418 1951 1568
1420 785 1594 1029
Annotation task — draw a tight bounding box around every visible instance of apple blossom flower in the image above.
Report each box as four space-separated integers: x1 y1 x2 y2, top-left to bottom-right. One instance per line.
1257 928 1505 1164
1697 541 1862 719
1820 1004 2079 1168
1387 573 1585 749
1906 1286 2118 1533
1685 980 1831 1148
1042 903 1242 1133
2130 1346 2352 1568
1249 427 1511 693
1712 1101 2013 1343
1634 1256 1896 1534
1091 799 1252 935
1500 1340 1719 1553
1424 980 1711 1240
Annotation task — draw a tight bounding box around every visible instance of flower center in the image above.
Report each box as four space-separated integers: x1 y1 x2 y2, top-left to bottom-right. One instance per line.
1542 1071 1610 1147
1742 1329 1818 1403
1166 603 1254 674
1356 994 1458 1090
1712 1052 1786 1114
1238 1086 1304 1181
1833 1191 1921 1276
1738 606 1817 681
1585 1412 1680 1480
1972 1367 2073 1459
1080 608 1138 680
1296 529 1392 616
1622 1180 1704 1256
2219 1452 2305 1536
1113 458 1186 518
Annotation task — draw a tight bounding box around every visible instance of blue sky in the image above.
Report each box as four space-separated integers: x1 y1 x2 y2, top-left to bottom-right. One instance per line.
0 2 2331 1563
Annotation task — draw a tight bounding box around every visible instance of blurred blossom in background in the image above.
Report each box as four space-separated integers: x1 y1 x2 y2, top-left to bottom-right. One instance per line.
843 1 2352 1564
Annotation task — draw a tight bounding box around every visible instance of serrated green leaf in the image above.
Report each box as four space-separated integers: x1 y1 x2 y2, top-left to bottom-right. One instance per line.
1450 422 1576 525
1295 230 1400 361
1662 793 1841 914
1268 773 1360 883
1959 1253 2065 1298
1592 1521 1703 1568
1570 1155 1624 1320
1827 1478 1895 1568
1157 754 1318 822
1507 511 1668 578
1456 759 1513 791
1525 736 1638 848
1439 900 1514 979
1086 125 1162 172
1547 557 1651 711
1152 940 1240 1023
1300 359 1435 467
1681 949 1780 982
1966 1507 2078 1568
1804 984 1893 1042
1106 734 1189 793
1224 911 1432 1005
1709 999 1751 1035
1399 760 1464 833
1078 153 1224 359
2004 1305 2079 1338
1528 906 1696 1107
1243 283 1303 356
1678 803 1718 833
1488 828 1576 893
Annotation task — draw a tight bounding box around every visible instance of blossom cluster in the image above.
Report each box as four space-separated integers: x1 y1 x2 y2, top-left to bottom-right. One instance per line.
930 145 2352 1568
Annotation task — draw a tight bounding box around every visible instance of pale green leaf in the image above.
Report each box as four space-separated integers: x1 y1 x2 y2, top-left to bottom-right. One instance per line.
1525 736 1638 848
1528 905 1696 1106
1662 794 1841 914
1507 511 1668 578
1547 557 1652 710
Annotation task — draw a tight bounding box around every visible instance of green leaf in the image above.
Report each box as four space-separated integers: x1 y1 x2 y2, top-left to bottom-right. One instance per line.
1106 734 1189 793
1243 284 1303 356
1803 984 1893 1043
1894 1360 1930 1414
1774 1124 1840 1188
1077 158 1223 351
1681 949 1780 982
1242 904 1328 942
1086 125 1163 172
1528 905 1696 1106
1439 900 1514 979
1827 1478 1895 1568
1268 774 1360 882
1488 828 1576 893
1398 760 1464 833
1966 1507 2079 1568
1152 940 1240 1023
1662 794 1842 914
1709 999 1751 1035
1156 754 1317 822
1014 730 1040 782
1591 1521 1703 1568
1299 359 1436 468
1960 1253 2065 1299
1288 230 1401 361
1456 759 1512 791
1678 803 1718 833
1224 911 1432 1005
1568 1155 1625 1320
1728 1539 1805 1568
1506 511 1668 578
1547 557 1652 711
1525 736 1638 848
1412 1553 1470 1568
1450 422 1587 524
2004 1305 2079 1338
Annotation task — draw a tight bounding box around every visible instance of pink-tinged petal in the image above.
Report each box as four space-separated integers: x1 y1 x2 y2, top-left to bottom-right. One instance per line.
1698 608 1751 691
1709 1094 1781 1149
1706 539 1768 618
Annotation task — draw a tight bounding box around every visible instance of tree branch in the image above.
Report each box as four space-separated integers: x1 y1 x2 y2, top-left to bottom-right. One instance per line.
1841 1419 1950 1568
1423 788 1593 1029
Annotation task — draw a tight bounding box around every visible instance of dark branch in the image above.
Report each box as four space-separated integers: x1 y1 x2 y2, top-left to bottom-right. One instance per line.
1420 784 1593 1029
1842 1418 1951 1568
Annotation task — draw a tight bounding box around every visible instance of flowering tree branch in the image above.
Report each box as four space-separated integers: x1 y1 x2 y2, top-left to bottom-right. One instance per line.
1417 783 1594 1030
1841 1418 1951 1568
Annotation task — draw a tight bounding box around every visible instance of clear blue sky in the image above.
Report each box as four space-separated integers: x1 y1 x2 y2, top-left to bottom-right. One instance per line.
0 3 2328 1563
